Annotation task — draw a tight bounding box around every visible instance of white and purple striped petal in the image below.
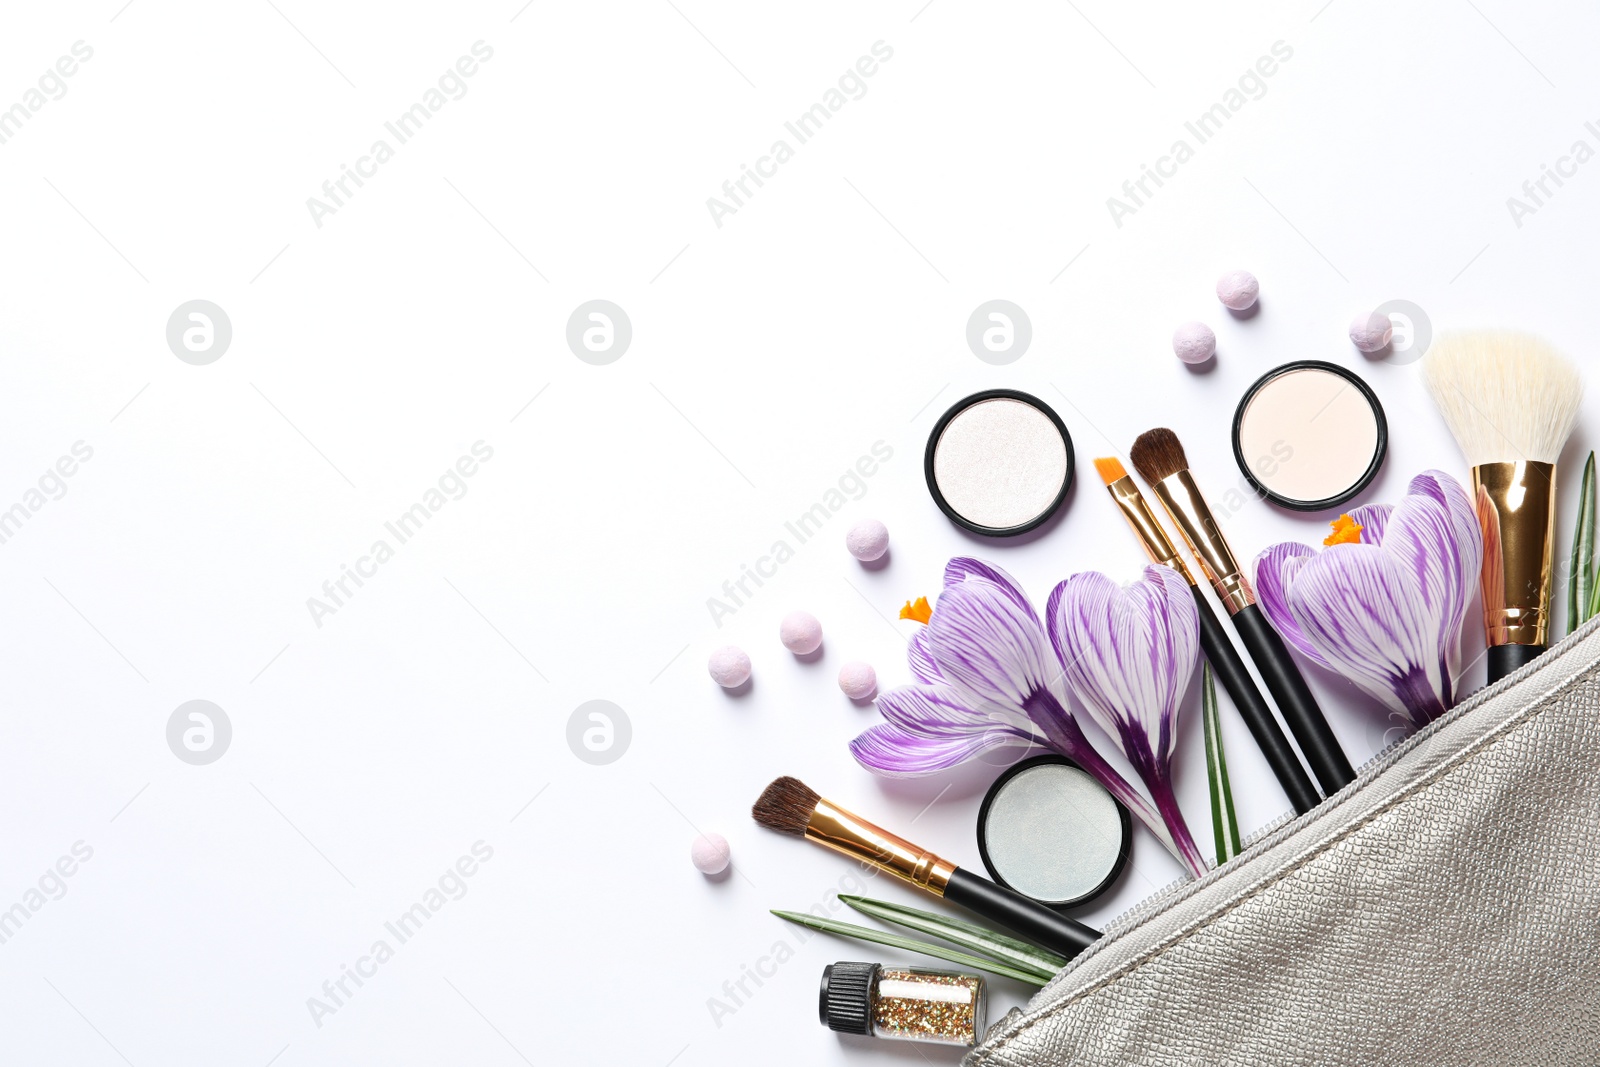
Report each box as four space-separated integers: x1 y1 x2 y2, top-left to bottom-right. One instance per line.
1377 472 1482 689
1347 502 1393 546
1046 566 1207 877
876 684 1035 740
1046 566 1199 756
849 722 1027 776
1283 545 1440 719
928 580 1069 716
906 626 943 685
943 556 1037 622
1255 542 1332 669
1251 470 1482 728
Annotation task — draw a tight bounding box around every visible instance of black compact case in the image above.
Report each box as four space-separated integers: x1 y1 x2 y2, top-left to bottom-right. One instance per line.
975 755 1132 910
1231 360 1388 512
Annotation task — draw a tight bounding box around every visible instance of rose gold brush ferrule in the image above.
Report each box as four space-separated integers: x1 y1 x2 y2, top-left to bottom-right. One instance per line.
1148 470 1255 614
805 798 956 895
1472 460 1556 648
1106 476 1197 587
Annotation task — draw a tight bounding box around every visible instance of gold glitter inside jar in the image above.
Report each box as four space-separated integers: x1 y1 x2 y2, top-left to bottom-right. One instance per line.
872 968 985 1046
821 962 987 1046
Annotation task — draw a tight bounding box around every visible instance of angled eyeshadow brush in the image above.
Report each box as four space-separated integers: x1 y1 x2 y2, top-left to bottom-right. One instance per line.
1094 456 1321 814
1130 429 1355 796
753 776 1098 960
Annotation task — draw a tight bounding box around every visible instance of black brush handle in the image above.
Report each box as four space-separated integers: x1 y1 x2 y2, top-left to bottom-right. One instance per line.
1193 587 1321 814
1487 643 1544 683
942 867 1098 960
1231 603 1355 796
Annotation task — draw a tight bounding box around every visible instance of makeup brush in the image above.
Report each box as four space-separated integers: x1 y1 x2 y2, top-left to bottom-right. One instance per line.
1424 331 1583 682
1130 429 1355 795
1094 457 1321 814
752 776 1098 959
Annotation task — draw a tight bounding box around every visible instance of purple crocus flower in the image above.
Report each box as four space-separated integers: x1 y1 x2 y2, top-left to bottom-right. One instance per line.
850 558 1209 877
1254 470 1483 728
1046 565 1207 878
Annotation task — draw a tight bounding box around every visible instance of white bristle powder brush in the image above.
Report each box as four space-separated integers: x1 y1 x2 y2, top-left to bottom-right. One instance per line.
1423 331 1583 681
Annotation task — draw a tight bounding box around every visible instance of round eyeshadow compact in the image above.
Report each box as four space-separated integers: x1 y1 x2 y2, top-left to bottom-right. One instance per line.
975 755 1131 910
1232 360 1388 512
924 390 1074 536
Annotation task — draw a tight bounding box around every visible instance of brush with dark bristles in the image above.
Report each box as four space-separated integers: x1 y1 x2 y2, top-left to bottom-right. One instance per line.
1126 429 1187 487
753 776 1098 959
1095 457 1320 814
1130 428 1355 796
1425 331 1583 682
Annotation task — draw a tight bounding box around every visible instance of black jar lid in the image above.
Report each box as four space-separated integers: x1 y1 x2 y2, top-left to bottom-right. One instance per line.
819 961 876 1034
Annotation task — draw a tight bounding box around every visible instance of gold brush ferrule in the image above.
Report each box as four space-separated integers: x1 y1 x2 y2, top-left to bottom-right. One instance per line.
1472 460 1557 648
1106 476 1197 586
1148 470 1254 614
804 798 955 896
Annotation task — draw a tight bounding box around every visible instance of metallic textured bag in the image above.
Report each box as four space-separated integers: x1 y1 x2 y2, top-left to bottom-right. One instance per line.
970 619 1600 1066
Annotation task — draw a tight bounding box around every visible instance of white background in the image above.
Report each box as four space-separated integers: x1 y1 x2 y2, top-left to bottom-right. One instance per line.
2 1 1598 1064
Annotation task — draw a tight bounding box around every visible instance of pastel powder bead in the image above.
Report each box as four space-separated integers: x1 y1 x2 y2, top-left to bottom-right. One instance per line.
1172 321 1216 364
707 646 751 688
690 832 731 875
780 611 823 655
845 519 890 562
1349 310 1394 353
1216 270 1259 311
838 661 877 700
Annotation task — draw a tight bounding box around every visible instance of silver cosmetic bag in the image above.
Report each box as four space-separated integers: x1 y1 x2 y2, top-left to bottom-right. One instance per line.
970 618 1600 1066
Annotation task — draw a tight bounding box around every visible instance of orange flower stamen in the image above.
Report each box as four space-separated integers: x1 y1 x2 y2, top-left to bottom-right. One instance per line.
1323 514 1364 547
899 596 932 624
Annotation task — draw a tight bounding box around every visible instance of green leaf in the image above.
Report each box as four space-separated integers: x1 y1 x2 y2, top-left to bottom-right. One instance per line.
1202 663 1244 865
838 895 1067 976
1591 534 1600 624
769 911 1052 986
1569 452 1596 635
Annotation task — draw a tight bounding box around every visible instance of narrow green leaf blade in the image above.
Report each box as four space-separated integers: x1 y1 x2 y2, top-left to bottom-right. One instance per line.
770 911 1051 985
1569 452 1596 634
838 895 1067 975
1591 532 1600 623
1202 663 1244 864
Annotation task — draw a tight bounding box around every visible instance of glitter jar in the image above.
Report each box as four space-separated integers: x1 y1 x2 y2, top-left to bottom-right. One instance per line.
819 961 987 1047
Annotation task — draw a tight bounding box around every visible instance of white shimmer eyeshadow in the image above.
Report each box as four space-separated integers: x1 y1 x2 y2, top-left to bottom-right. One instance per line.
984 764 1122 903
933 399 1068 529
1238 368 1379 503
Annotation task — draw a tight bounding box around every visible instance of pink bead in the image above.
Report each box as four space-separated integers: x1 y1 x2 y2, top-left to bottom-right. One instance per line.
707 646 752 688
1216 270 1259 311
780 611 823 655
1172 321 1216 364
845 519 890 562
838 661 877 700
690 832 731 875
1349 310 1393 353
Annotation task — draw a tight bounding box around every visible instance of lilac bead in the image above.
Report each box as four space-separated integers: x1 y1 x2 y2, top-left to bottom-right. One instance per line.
779 611 823 655
1349 310 1393 353
690 832 731 875
1216 270 1259 311
1172 321 1216 364
707 645 751 688
838 661 877 700
845 519 890 562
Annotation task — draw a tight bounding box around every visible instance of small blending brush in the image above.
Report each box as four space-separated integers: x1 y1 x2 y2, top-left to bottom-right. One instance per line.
752 777 1098 959
1130 429 1356 795
1094 457 1321 814
1424 331 1583 682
